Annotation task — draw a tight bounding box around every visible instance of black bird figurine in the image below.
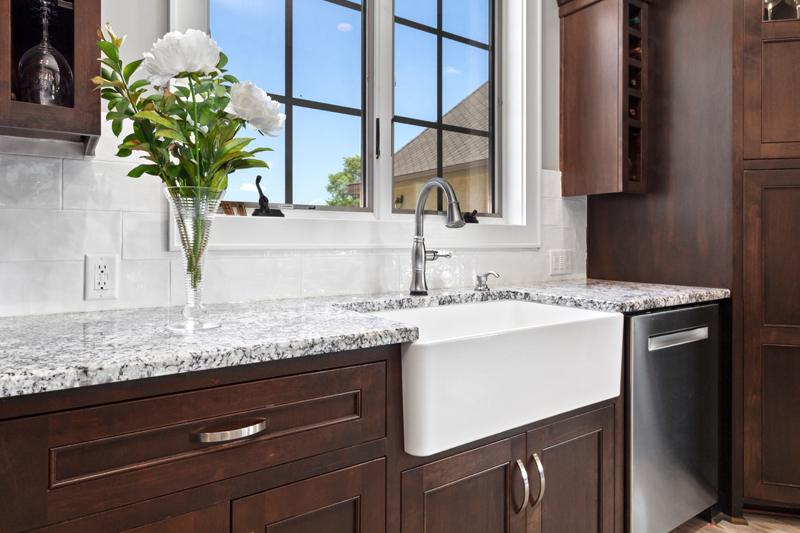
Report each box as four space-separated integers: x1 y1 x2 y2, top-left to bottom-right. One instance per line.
251 175 284 217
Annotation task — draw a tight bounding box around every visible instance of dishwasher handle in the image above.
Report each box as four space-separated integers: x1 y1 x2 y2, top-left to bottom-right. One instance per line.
648 326 709 352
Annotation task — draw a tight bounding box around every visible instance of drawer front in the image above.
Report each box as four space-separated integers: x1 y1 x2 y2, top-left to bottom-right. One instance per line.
0 363 385 532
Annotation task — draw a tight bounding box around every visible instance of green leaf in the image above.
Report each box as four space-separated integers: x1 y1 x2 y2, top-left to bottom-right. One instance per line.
99 57 120 73
97 41 119 63
123 58 144 82
214 84 227 98
115 99 129 113
129 79 149 92
106 111 133 121
198 108 217 127
133 110 177 130
155 129 188 143
116 148 132 158
223 75 240 84
127 164 159 178
217 52 229 70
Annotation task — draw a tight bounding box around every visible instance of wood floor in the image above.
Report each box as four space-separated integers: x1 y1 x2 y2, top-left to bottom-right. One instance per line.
673 513 800 533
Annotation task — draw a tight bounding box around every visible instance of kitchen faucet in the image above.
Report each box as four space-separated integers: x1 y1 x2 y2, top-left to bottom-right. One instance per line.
410 178 466 295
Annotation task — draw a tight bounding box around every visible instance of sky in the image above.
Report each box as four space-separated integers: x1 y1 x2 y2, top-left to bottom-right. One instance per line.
210 0 489 204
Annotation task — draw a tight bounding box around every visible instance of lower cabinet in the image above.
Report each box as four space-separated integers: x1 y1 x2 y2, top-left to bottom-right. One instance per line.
527 406 616 533
123 503 230 533
400 406 616 533
231 460 385 533
401 435 528 533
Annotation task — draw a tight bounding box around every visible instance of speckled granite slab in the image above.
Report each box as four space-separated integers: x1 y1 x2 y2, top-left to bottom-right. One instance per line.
0 279 729 398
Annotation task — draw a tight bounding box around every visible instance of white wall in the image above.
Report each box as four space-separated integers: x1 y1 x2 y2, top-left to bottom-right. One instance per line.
0 0 586 317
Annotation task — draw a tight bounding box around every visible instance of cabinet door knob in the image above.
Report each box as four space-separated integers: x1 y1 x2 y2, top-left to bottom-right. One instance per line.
515 459 530 514
530 453 546 507
190 418 268 444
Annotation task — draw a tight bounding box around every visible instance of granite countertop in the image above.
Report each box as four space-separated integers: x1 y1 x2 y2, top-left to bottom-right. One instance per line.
0 279 730 399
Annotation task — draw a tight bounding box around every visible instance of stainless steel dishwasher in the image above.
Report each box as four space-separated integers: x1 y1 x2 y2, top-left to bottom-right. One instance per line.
628 304 719 533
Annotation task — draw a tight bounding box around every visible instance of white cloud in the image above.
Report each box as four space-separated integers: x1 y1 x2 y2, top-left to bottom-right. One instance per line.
445 67 460 74
239 183 258 192
337 23 353 32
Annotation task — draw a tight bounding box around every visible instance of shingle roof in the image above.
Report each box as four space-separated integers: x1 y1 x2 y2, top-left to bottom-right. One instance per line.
393 82 489 179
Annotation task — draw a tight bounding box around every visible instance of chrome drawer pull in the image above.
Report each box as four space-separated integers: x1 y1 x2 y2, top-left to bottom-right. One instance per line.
190 418 268 444
648 326 708 351
530 453 546 506
516 459 530 514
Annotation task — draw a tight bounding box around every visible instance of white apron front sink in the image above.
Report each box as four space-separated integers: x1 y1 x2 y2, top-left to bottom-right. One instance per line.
370 300 624 457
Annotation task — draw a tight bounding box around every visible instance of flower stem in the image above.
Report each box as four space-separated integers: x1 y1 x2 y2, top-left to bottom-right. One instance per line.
188 76 202 186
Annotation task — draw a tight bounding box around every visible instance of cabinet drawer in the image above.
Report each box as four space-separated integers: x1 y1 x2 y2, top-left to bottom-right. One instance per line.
0 362 386 532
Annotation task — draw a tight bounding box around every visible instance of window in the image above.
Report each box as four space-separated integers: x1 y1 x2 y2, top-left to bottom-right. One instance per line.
209 0 497 215
393 0 496 215
210 0 367 209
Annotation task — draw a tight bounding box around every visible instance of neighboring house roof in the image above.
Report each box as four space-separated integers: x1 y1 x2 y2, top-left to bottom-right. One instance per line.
393 82 490 180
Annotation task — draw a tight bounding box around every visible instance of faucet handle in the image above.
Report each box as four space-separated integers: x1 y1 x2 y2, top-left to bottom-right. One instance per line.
426 250 452 261
475 271 500 292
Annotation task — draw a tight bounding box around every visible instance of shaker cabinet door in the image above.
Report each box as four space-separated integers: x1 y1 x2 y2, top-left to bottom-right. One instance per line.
232 460 385 533
526 407 616 533
401 435 528 533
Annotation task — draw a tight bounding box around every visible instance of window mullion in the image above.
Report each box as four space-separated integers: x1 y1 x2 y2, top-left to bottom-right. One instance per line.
285 0 293 204
436 0 444 212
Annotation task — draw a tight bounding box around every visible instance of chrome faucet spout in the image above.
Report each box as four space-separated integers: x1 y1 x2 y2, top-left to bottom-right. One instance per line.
410 178 466 296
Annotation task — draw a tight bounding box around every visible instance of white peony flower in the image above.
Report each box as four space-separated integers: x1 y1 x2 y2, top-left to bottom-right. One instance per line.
142 29 221 87
225 81 286 136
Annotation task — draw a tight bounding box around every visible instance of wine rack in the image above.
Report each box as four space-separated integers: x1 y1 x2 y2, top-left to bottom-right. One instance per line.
558 0 649 196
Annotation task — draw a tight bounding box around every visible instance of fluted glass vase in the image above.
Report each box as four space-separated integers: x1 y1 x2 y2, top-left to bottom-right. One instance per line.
164 186 225 335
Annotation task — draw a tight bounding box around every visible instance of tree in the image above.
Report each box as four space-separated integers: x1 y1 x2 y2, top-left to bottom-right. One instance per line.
326 155 361 207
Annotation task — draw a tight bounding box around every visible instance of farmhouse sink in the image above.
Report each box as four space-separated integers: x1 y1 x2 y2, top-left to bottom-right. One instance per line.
370 300 624 457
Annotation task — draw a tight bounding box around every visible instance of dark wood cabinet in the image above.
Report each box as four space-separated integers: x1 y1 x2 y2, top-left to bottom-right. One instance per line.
559 0 648 196
743 0 800 159
743 169 800 505
232 460 385 533
401 435 528 533
122 504 230 533
0 0 101 154
526 407 616 533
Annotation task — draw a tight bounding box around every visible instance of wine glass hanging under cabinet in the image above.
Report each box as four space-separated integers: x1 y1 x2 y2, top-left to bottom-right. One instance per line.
0 0 101 155
558 0 648 196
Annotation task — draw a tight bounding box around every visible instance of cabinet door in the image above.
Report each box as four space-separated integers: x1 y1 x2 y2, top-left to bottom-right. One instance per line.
122 503 230 532
526 407 615 533
744 170 800 504
743 0 800 158
232 459 384 533
401 435 527 533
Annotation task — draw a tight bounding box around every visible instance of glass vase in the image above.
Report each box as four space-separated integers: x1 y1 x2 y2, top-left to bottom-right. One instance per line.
164 186 225 335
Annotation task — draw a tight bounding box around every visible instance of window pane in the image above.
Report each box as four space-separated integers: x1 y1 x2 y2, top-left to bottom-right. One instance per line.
393 122 438 212
224 131 286 204
395 0 437 28
442 131 490 213
210 0 285 96
293 0 361 108
443 0 490 44
442 39 489 130
294 107 362 206
394 24 437 122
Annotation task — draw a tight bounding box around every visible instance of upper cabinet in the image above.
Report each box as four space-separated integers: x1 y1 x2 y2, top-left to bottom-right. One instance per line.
0 0 101 155
559 0 648 196
744 0 800 159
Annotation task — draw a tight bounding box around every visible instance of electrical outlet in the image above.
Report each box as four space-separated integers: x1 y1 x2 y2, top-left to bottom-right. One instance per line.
549 249 572 276
84 254 120 301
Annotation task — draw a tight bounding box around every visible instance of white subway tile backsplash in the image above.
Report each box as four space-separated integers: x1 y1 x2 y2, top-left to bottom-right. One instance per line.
122 211 178 261
541 169 562 198
541 197 562 226
0 260 169 317
476 251 541 285
0 154 61 209
171 256 303 306
400 252 477 291
63 159 166 213
562 198 588 227
302 254 401 297
0 209 121 262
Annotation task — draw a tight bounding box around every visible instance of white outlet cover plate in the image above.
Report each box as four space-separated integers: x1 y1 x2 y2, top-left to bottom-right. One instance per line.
550 249 572 276
84 254 120 301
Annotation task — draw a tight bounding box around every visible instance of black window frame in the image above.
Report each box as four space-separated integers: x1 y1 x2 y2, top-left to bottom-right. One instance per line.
392 0 497 215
